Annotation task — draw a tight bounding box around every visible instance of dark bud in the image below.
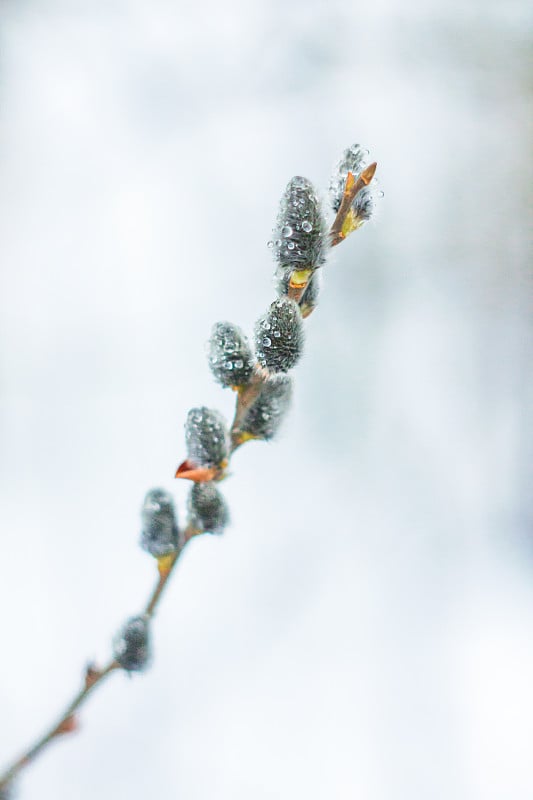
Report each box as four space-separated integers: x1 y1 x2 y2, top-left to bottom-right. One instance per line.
140 488 179 558
208 322 254 388
271 176 327 271
113 615 151 672
188 482 229 535
239 376 292 442
185 407 229 469
299 271 321 318
254 298 304 375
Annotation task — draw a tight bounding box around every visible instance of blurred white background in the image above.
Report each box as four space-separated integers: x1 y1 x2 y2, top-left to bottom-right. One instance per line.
0 0 531 798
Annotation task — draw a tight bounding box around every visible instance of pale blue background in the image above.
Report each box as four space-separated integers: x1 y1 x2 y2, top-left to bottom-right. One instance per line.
0 1 531 798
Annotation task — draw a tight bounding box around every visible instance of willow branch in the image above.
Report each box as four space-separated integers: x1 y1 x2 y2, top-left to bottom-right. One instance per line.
0 146 380 796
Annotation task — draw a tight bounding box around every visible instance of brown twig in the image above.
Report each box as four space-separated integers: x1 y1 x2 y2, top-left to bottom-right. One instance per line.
229 371 266 451
0 525 194 793
0 660 118 791
330 162 377 246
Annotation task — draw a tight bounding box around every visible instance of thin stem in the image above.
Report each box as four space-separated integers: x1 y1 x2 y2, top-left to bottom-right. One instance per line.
0 525 195 793
144 538 188 619
229 371 265 451
0 660 118 790
144 562 176 618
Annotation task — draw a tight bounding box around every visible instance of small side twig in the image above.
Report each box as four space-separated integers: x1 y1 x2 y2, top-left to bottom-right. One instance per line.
0 660 118 791
0 525 193 793
330 162 377 246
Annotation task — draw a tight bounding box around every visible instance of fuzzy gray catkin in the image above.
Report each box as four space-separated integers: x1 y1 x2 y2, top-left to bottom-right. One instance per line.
113 616 151 672
240 376 292 441
188 482 229 534
271 176 327 271
140 488 179 558
351 186 375 224
208 322 254 388
185 407 230 468
329 144 368 212
254 298 304 375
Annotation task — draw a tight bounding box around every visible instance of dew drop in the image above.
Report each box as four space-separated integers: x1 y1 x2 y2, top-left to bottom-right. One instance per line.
281 225 293 238
262 337 272 347
302 220 313 232
287 241 295 250
378 190 384 198
234 359 243 369
273 330 281 338
225 361 233 370
267 240 274 248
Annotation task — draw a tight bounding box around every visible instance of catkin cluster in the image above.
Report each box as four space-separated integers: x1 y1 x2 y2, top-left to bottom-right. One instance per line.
111 143 379 672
